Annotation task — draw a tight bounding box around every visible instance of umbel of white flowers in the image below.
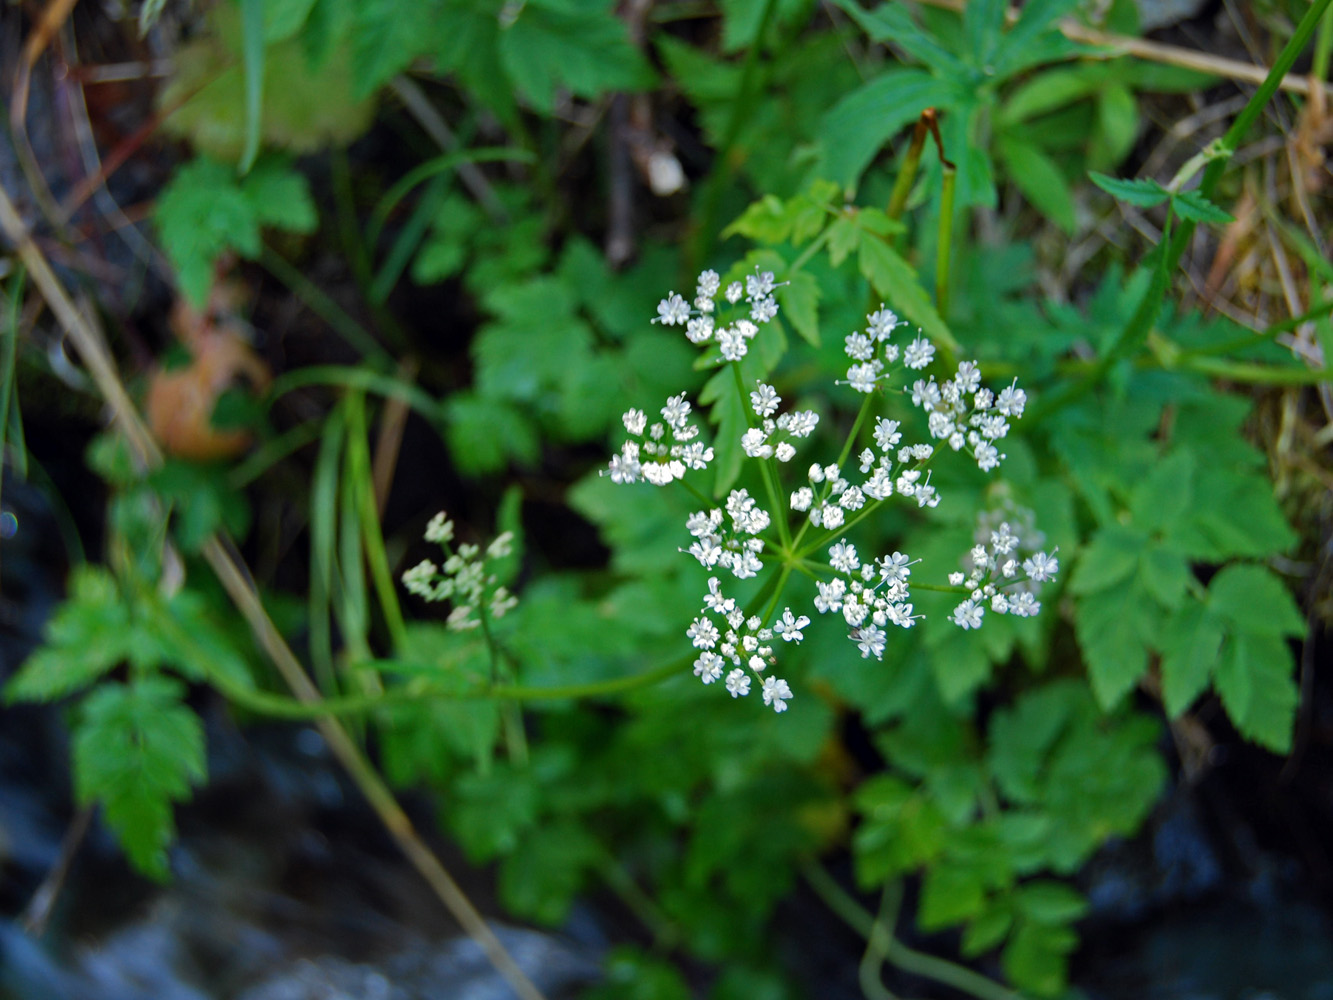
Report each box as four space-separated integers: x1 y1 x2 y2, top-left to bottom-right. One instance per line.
604 269 1057 714
401 512 519 631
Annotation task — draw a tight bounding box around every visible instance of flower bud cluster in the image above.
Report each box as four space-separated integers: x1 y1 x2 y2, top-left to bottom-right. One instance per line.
688 576 799 712
946 507 1059 630
811 539 921 660
401 512 519 631
741 381 819 462
654 268 785 362
607 395 715 486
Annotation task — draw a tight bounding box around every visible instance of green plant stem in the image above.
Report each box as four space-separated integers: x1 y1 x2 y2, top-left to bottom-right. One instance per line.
731 361 791 546
801 862 1023 1000
887 117 930 224
689 0 781 272
597 852 681 949
352 422 409 652
229 420 324 489
268 365 446 424
935 163 956 317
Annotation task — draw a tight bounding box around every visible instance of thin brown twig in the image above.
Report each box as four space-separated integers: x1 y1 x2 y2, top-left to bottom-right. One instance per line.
0 183 549 1000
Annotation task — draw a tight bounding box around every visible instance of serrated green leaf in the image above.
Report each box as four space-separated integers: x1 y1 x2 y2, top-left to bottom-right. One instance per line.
1172 189 1235 225
241 159 317 232
450 764 540 862
499 0 653 114
73 677 205 879
350 0 438 97
987 682 1078 804
1075 581 1155 708
778 271 820 347
443 393 540 474
857 233 958 353
1002 920 1077 997
817 68 955 190
1089 171 1169 207
156 159 261 304
5 567 132 703
1069 524 1145 594
1159 602 1223 716
1014 881 1086 924
1091 82 1139 169
1207 564 1305 638
962 902 1014 956
919 862 989 930
832 0 967 76
1139 547 1191 610
499 820 601 924
1128 448 1193 532
1213 633 1296 753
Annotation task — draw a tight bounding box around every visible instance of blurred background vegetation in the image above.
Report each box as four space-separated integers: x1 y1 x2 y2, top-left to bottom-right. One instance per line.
1 0 1332 998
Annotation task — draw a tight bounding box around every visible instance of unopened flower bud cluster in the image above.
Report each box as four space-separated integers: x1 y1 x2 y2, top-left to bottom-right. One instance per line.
401 512 519 630
604 268 1053 713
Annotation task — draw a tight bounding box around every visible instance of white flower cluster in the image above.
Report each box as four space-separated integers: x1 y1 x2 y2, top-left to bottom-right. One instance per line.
653 268 784 362
401 512 519 630
840 306 936 392
741 381 819 462
910 365 1027 473
684 488 771 579
688 576 799 712
946 509 1059 630
607 394 715 485
811 539 920 661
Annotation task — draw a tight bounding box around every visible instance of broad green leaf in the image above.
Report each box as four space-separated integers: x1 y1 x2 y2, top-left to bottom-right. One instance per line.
1138 546 1191 610
499 820 601 924
1075 579 1155 708
499 0 654 114
963 0 1007 69
920 862 989 930
1207 564 1305 638
263 0 318 42
857 234 958 353
1159 602 1223 717
5 567 131 702
73 678 206 879
1089 172 1169 207
778 270 821 347
817 69 954 191
1172 189 1236 225
1213 633 1296 752
1003 921 1077 997
1014 881 1087 924
1069 524 1144 594
1090 82 1139 169
996 135 1075 232
962 903 1014 956
836 0 967 75
992 0 1083 77
998 65 1101 126
1128 447 1193 532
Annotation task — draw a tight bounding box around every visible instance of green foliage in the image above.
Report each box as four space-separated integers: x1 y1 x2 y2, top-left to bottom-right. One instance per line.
74 677 206 880
155 156 316 304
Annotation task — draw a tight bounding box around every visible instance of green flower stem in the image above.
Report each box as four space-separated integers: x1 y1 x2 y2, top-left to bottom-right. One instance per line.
802 862 1024 1000
761 563 792 625
935 163 956 318
887 116 930 224
787 225 835 276
731 360 791 546
836 393 877 469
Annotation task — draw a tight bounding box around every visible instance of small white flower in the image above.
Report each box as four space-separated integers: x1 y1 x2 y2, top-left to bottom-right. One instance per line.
761 676 793 712
746 270 776 300
703 577 735 614
845 333 875 361
773 608 811 643
955 361 982 393
838 486 865 511
846 361 881 393
718 326 748 361
486 531 514 559
819 504 845 529
814 578 846 613
686 315 714 344
903 337 935 369
785 411 819 437
774 441 796 463
425 513 454 544
750 382 781 418
742 427 773 459
1023 551 1060 582
866 307 899 340
950 599 985 630
656 292 690 325
725 668 751 698
750 296 778 323
696 269 721 299
790 487 813 511
623 409 647 435
725 281 744 304
996 382 1027 418
661 394 691 429
694 652 724 684
856 624 886 659
829 540 860 574
687 617 721 649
